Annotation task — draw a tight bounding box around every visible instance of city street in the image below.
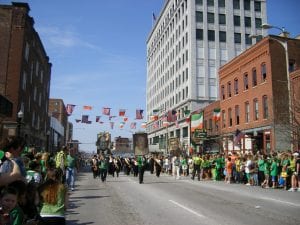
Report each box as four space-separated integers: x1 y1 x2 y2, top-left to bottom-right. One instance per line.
66 168 300 225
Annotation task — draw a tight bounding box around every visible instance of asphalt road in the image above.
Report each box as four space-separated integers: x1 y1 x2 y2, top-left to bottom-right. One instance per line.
66 168 300 225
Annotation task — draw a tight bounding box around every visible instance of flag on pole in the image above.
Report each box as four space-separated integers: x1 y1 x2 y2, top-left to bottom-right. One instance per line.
83 105 92 110
167 110 177 122
81 115 89 123
66 104 76 116
184 110 191 117
191 112 203 132
119 109 126 117
119 122 125 129
109 115 116 120
136 109 144 119
153 121 159 129
102 107 111 116
130 122 136 129
213 108 221 121
141 122 147 128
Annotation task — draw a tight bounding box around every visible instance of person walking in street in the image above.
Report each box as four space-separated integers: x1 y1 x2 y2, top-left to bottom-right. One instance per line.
99 155 108 182
66 148 79 191
91 155 99 179
55 146 68 183
137 155 146 184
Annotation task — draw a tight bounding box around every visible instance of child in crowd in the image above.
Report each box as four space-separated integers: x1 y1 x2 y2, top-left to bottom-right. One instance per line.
0 186 18 225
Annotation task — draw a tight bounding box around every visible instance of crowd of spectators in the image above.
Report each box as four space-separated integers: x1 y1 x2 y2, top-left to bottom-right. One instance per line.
0 136 80 225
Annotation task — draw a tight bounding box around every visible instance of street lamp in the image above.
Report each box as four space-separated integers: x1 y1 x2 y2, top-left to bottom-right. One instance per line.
17 110 23 137
260 23 293 150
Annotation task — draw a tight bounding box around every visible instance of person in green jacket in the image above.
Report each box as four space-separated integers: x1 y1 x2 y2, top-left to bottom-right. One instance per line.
99 155 108 182
137 155 147 184
257 155 265 186
270 157 278 188
214 154 223 181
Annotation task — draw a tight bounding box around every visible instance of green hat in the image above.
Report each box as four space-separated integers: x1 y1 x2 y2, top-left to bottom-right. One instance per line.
0 150 4 160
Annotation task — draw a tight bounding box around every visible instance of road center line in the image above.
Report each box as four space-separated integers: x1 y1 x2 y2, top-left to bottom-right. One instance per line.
169 200 205 218
260 197 300 207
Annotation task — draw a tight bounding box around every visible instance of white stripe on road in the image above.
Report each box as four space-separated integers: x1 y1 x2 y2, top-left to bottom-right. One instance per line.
260 197 300 207
169 200 206 218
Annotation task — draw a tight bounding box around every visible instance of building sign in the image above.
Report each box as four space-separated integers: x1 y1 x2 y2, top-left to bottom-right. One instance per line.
168 137 179 151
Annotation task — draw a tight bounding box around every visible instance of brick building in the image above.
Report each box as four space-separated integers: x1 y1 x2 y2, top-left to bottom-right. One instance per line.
0 2 51 149
48 98 68 151
291 69 300 151
219 35 300 154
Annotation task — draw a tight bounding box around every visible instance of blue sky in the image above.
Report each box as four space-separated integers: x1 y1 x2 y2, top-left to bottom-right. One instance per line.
3 0 299 153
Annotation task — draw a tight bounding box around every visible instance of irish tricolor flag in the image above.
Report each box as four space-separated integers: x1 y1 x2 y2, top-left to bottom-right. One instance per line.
213 108 221 121
191 112 203 132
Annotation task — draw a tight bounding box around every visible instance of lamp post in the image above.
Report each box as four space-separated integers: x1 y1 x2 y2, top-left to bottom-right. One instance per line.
260 23 293 150
17 110 23 137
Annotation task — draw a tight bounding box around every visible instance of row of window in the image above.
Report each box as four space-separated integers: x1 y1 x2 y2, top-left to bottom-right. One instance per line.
196 0 261 12
196 29 254 45
221 63 267 100
196 11 262 28
222 95 269 128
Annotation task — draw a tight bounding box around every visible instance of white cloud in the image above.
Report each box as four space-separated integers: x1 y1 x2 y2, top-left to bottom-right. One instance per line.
37 26 100 50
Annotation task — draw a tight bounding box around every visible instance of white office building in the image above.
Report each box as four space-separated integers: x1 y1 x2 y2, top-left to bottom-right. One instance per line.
146 0 267 154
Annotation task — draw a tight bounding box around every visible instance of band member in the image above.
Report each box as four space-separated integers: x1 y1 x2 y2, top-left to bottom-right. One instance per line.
91 155 99 179
124 157 131 175
114 157 122 177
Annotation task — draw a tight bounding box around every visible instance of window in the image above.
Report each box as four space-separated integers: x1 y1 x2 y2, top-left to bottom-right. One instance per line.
207 13 214 23
183 127 188 137
244 0 250 10
207 0 214 6
254 1 261 12
289 60 295 72
263 95 268 119
228 108 233 127
252 68 257 86
245 17 251 27
208 30 215 41
261 63 267 82
234 16 241 26
255 18 262 28
196 29 203 40
196 0 203 5
245 101 250 123
234 78 239 94
234 33 241 43
253 98 259 120
218 0 225 7
222 110 226 128
219 14 226 25
245 34 252 45
196 11 203 22
235 105 240 125
227 81 232 97
221 85 225 99
219 31 226 42
233 0 240 9
244 73 248 90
